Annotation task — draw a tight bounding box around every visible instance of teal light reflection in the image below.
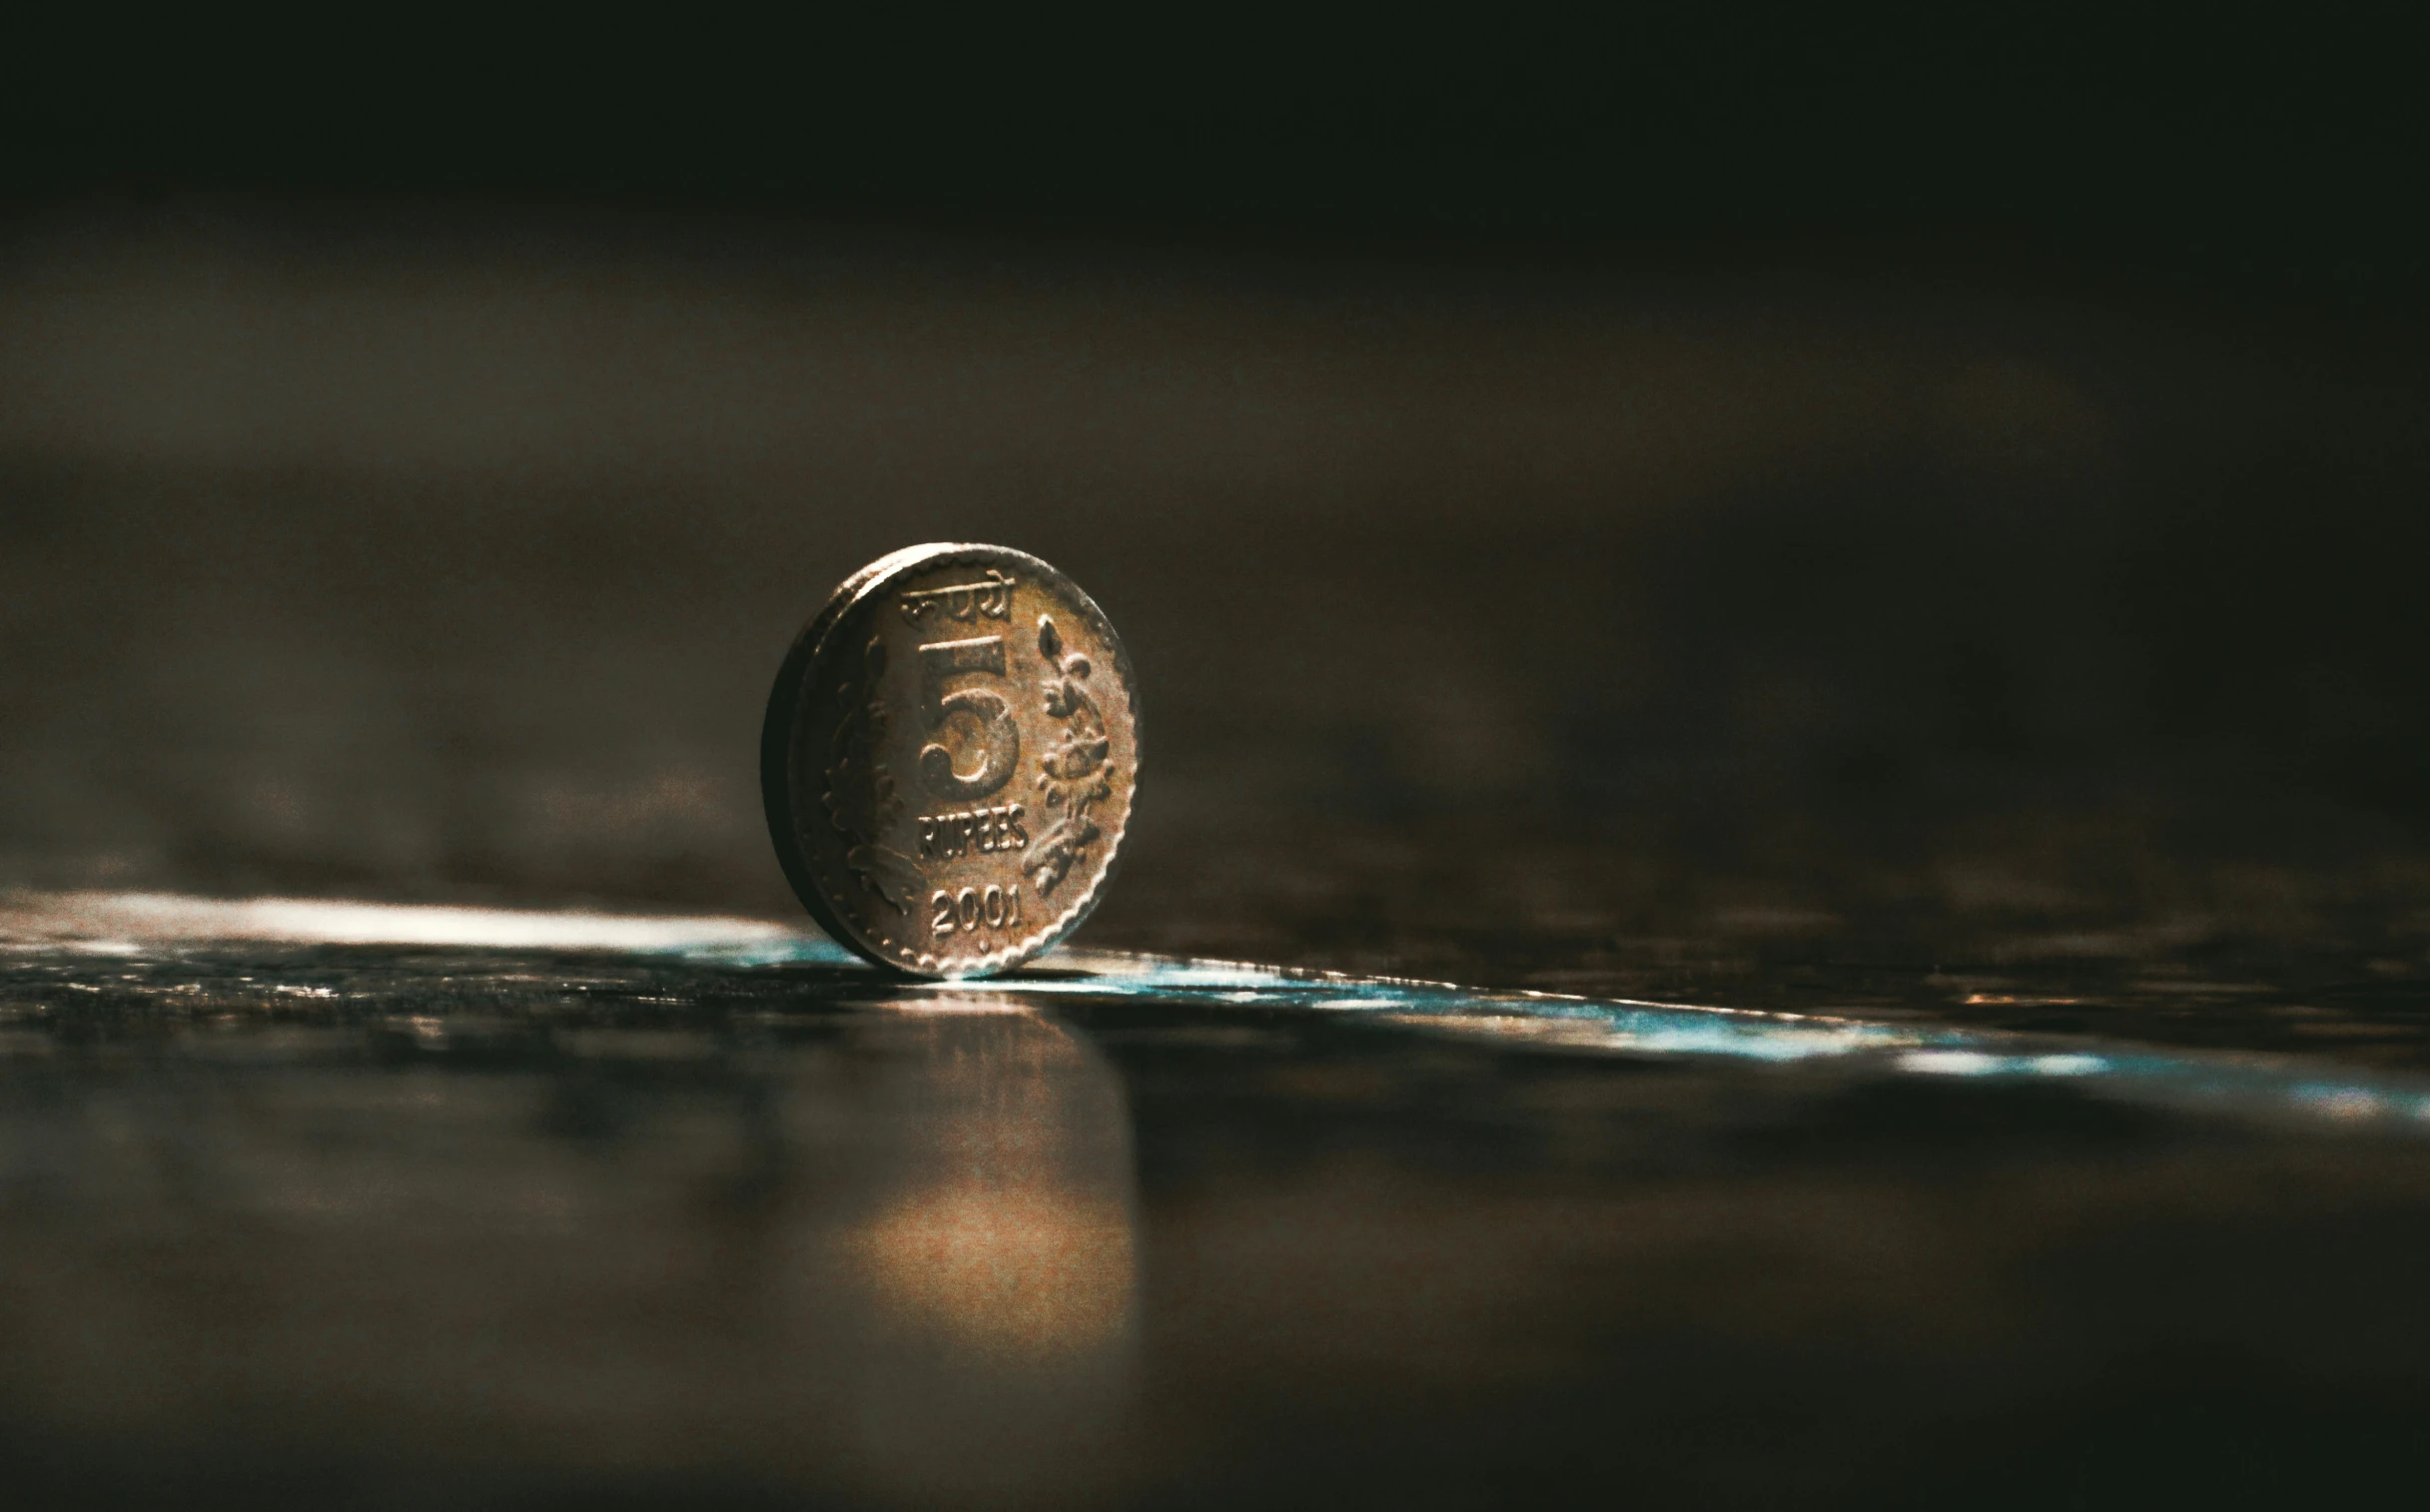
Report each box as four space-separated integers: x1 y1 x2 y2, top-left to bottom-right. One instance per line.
679 935 2430 1136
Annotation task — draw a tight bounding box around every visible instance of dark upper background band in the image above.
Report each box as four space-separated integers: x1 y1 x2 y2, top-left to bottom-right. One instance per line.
3 7 2421 327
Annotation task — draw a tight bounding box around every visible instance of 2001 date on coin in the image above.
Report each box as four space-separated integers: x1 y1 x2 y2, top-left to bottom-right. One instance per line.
761 544 1141 978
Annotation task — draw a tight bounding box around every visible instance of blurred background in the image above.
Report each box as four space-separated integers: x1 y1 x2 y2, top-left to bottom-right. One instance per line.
4 7 2426 978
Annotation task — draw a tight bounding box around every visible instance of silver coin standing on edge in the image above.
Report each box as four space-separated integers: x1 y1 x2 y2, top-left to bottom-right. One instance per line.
762 543 1141 978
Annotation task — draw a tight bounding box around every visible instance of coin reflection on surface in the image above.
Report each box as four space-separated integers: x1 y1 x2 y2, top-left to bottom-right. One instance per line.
837 999 1140 1507
856 1176 1136 1358
852 1002 1136 1357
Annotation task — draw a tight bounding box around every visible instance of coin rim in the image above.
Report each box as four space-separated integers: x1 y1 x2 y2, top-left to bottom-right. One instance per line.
759 542 1142 979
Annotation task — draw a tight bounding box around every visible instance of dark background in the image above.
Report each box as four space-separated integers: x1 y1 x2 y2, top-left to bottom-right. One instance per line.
4 6 2427 974
14 17 2430 1511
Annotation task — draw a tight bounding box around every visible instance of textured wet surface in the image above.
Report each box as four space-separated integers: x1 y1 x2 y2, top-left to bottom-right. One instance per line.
7 895 2430 1508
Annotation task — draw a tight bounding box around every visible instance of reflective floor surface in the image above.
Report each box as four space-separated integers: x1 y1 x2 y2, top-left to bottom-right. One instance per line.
7 893 2430 1509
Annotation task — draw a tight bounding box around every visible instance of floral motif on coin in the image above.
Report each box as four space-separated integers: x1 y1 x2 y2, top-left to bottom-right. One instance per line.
1021 614 1114 896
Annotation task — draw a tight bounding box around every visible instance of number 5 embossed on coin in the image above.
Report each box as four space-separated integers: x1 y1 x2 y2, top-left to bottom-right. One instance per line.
762 544 1141 978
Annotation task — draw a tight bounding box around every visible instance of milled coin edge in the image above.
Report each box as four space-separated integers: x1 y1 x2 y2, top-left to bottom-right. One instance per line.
760 542 1142 980
759 544 931 960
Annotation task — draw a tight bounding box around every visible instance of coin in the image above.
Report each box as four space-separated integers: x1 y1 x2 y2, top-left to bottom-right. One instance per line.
761 544 1141 978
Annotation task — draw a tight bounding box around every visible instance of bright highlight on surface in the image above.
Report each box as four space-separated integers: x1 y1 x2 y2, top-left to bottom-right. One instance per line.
0 891 798 954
